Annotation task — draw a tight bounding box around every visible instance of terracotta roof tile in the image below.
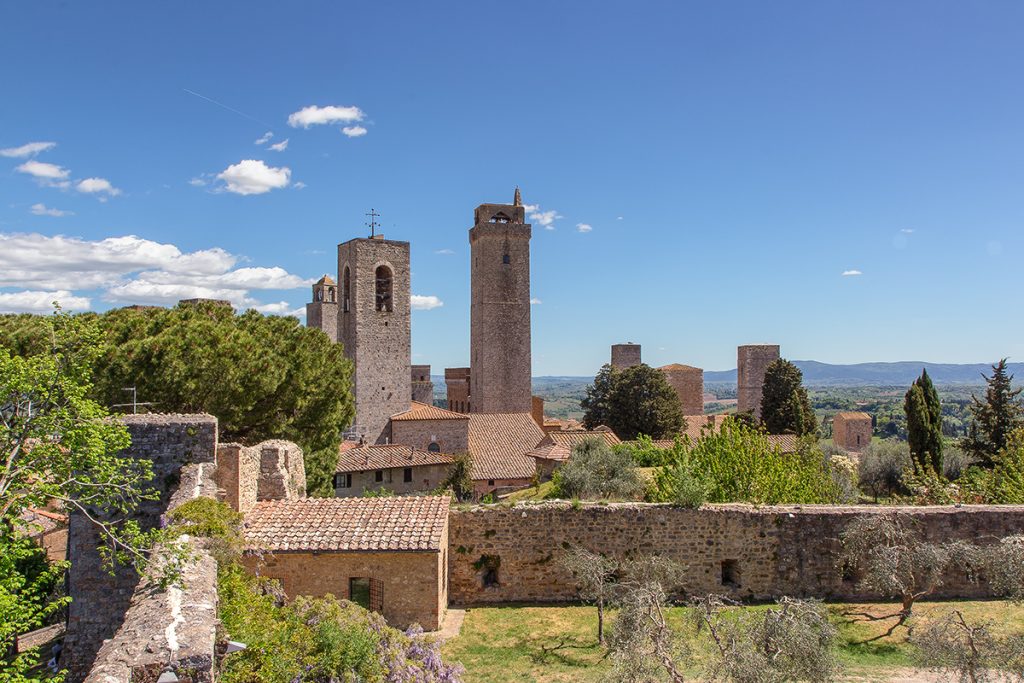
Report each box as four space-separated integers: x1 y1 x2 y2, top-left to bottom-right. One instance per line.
543 429 621 450
244 496 450 552
659 363 702 372
834 411 872 420
525 442 572 462
468 413 544 480
337 444 455 473
391 401 469 422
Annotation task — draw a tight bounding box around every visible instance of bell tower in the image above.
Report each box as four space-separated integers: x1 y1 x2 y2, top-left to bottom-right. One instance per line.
469 188 533 414
305 275 338 342
337 232 411 443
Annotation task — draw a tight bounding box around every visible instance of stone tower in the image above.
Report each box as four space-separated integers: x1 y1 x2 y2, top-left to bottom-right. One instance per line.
611 343 642 369
338 234 411 443
660 364 704 416
411 364 434 404
305 275 338 342
469 189 532 414
737 344 780 420
445 367 471 413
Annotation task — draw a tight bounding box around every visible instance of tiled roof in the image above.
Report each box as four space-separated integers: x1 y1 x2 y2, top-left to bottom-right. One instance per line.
468 412 544 480
244 496 450 553
391 401 469 422
542 429 621 450
337 444 455 473
659 363 702 372
315 274 336 285
834 411 871 420
525 442 572 462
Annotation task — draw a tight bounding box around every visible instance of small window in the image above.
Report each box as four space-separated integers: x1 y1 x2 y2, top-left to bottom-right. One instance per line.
403 467 413 483
350 577 371 609
721 559 740 587
856 434 861 446
502 254 510 265
343 266 351 313
375 470 384 483
375 265 393 312
335 473 352 489
487 479 495 486
428 442 441 453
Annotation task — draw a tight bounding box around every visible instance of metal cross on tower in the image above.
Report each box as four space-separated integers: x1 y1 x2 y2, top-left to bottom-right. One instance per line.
365 208 381 237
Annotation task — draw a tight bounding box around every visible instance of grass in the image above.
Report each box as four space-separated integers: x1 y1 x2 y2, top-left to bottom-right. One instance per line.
442 600 1024 682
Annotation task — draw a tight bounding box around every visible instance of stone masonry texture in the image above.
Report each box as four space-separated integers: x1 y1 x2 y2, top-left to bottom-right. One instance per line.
470 202 532 414
660 364 704 416
338 236 412 443
445 367 471 413
447 502 1024 605
64 414 218 683
411 364 434 404
611 343 642 369
737 344 780 419
833 412 873 452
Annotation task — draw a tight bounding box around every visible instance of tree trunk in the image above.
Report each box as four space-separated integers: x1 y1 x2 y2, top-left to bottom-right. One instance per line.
598 600 604 645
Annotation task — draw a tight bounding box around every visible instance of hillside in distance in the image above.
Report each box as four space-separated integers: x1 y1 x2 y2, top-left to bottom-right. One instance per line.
702 360 1024 386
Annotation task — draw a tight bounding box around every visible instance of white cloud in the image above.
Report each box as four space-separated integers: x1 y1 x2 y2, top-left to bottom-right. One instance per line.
576 223 592 233
254 131 273 145
288 105 364 128
216 159 291 195
189 177 207 187
617 216 624 220
434 248 455 255
342 126 367 138
30 203 72 217
410 294 443 310
0 289 90 314
253 301 304 317
524 203 562 230
530 298 542 305
293 181 307 189
16 160 69 180
842 270 862 276
76 177 121 196
900 228 914 234
269 139 289 152
1 141 57 158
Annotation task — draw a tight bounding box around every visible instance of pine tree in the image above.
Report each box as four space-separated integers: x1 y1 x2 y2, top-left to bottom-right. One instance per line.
904 369 943 473
760 359 817 436
581 364 618 430
961 359 1024 468
583 363 684 440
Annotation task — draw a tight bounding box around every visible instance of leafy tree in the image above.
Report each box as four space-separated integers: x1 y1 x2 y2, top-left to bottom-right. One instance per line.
649 419 841 505
441 452 474 502
857 439 912 502
559 545 619 644
760 359 817 436
580 364 617 430
1 311 160 680
552 438 642 500
0 303 356 495
911 609 1024 683
962 359 1024 468
904 369 943 473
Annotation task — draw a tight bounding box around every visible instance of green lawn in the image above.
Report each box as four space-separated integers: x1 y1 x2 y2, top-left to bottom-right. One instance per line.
442 601 1024 682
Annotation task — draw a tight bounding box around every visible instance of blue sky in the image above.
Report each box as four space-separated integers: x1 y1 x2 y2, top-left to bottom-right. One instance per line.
2 1 1022 375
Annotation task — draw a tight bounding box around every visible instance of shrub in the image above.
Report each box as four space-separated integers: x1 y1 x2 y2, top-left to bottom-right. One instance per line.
551 437 642 500
167 497 244 563
857 439 912 501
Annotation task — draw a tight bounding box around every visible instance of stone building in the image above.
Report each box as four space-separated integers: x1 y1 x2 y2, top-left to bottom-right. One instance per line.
660 363 704 416
468 412 544 495
444 367 471 413
411 364 434 404
737 344 780 420
833 411 873 451
333 443 455 496
469 189 532 414
390 401 471 454
611 342 641 369
305 275 338 343
243 496 450 630
337 235 412 443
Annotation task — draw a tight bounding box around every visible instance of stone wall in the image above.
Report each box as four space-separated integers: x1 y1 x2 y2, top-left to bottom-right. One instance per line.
243 545 447 630
411 364 434 404
215 442 259 514
611 343 641 369
391 417 470 454
445 367 471 413
335 462 454 497
737 344 780 419
448 502 1024 605
64 414 217 682
65 414 219 683
661 364 704 416
256 440 307 501
834 413 873 452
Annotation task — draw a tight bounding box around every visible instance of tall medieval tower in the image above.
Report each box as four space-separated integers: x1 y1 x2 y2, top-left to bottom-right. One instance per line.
469 188 532 414
305 275 338 343
337 234 411 443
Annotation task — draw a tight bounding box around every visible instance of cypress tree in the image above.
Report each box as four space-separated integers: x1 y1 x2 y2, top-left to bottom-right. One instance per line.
903 369 943 474
760 359 817 436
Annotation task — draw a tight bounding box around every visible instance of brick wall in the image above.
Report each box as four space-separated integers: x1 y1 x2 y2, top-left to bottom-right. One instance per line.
737 345 780 419
64 414 218 682
215 443 259 514
448 502 1024 605
256 440 307 501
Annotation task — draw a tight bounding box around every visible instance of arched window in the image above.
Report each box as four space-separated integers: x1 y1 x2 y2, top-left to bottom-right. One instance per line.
343 267 351 312
327 287 335 303
490 211 511 224
375 265 393 312
428 442 440 453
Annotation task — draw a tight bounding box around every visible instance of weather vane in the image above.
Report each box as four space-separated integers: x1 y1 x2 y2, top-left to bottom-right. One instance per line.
366 208 381 237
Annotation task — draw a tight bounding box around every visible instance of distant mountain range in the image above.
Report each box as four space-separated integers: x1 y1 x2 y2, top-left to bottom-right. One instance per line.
516 361 1024 388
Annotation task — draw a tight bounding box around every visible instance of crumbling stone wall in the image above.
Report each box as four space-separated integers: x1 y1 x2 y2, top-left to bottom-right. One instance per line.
214 442 259 514
256 440 306 501
448 503 1024 605
64 414 218 682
